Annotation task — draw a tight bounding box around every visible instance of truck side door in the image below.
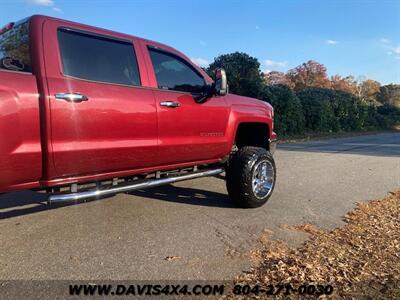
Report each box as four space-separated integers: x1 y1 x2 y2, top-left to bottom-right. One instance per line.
144 44 230 166
43 21 158 179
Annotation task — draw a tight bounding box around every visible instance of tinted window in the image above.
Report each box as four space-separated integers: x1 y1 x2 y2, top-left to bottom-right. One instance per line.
0 20 32 73
58 28 140 86
149 48 205 93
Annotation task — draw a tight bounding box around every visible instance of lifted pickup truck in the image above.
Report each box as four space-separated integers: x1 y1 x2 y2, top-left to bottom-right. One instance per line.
0 15 277 208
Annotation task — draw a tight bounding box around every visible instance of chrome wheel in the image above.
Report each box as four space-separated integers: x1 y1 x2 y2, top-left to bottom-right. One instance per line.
252 160 275 199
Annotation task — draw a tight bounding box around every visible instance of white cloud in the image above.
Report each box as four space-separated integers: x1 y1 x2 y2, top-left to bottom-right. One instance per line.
25 0 54 6
380 38 390 44
382 39 400 59
393 46 400 55
326 39 339 45
52 7 62 12
264 59 288 68
191 57 209 67
263 69 272 74
199 40 207 47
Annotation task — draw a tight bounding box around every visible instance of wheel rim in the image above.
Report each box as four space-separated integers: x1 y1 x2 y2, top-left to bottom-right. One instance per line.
252 160 275 199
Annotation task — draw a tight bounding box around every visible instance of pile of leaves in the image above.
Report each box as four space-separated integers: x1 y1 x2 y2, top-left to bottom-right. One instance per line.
235 191 400 299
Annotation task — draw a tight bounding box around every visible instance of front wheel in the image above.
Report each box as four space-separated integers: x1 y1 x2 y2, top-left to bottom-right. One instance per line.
226 146 276 208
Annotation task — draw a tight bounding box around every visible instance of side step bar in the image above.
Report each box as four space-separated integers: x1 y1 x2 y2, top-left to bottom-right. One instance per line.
48 168 224 203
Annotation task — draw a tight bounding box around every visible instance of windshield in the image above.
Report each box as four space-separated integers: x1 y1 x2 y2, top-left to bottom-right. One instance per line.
0 19 31 73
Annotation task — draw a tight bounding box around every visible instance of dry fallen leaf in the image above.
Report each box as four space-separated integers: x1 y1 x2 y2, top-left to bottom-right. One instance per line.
164 256 181 261
230 190 400 299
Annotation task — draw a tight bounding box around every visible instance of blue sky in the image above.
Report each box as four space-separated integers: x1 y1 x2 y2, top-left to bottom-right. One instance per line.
1 0 399 84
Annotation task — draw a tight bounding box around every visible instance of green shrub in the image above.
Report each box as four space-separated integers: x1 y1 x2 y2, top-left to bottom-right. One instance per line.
262 84 305 136
376 104 400 127
297 88 367 133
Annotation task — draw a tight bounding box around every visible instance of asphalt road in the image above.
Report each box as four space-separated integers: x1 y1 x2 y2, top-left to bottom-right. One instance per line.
0 132 399 280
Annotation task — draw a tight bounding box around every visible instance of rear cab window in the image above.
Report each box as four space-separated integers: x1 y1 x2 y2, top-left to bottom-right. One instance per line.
0 19 32 73
57 28 141 86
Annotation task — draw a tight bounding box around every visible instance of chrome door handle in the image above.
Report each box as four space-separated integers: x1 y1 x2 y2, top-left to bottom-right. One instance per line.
160 101 181 108
55 93 88 102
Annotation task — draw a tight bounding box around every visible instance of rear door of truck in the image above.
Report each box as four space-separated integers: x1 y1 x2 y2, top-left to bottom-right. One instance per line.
42 20 158 179
0 19 42 192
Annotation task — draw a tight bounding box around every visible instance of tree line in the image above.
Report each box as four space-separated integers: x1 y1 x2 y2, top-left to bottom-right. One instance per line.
206 52 400 137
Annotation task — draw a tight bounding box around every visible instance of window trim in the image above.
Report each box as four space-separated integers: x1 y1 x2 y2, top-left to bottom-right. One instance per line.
57 27 142 87
147 45 206 93
0 68 33 75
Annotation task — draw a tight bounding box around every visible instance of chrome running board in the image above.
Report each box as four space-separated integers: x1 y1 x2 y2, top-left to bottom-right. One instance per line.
48 168 224 203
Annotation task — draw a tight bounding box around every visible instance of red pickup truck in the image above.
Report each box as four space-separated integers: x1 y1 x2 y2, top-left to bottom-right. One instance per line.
0 15 277 208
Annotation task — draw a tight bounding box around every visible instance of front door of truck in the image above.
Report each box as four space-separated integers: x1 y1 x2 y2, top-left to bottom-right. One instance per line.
145 45 230 166
43 21 158 178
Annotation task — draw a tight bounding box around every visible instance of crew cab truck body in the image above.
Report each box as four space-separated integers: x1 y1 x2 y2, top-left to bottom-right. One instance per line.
0 15 277 207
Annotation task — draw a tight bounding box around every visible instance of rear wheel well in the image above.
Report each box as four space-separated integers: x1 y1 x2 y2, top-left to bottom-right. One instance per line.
234 123 270 150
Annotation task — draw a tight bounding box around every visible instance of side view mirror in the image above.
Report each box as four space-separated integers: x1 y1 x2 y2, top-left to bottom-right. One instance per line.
214 68 228 96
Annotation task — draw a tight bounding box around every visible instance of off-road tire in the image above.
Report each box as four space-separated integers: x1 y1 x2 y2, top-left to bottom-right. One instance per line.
226 146 276 208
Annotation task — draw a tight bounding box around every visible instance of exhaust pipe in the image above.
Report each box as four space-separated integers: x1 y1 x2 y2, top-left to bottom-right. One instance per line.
48 168 224 203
